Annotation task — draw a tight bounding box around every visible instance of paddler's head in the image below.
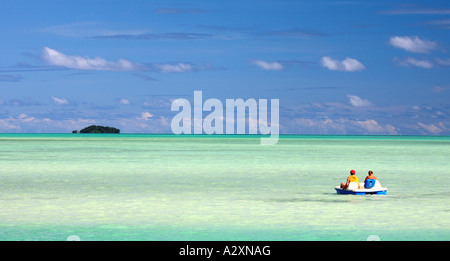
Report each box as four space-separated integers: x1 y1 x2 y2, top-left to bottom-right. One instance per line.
350 170 356 175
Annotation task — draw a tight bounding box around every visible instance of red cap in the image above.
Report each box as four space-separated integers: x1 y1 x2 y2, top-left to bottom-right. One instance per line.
350 170 356 174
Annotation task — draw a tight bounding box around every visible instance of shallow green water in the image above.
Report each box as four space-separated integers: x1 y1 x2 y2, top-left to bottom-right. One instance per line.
0 134 449 241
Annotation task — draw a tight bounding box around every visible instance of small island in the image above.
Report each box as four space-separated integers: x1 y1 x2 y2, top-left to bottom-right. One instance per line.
73 125 120 134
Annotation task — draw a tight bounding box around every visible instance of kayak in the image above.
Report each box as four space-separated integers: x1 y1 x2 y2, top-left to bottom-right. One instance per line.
335 180 387 195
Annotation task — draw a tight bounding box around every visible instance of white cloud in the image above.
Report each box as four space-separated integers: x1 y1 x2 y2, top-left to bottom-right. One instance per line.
418 122 444 134
353 119 386 133
396 57 434 69
431 86 448 93
40 22 103 38
51 96 69 105
382 8 450 15
347 95 373 107
290 117 398 135
0 74 21 82
0 119 20 131
40 22 149 38
435 58 450 66
154 63 193 73
18 113 35 122
138 112 154 120
42 47 140 71
0 113 53 132
321 56 365 72
0 112 174 133
251 60 284 71
42 47 209 74
389 36 438 53
117 115 170 133
428 19 450 25
119 99 130 105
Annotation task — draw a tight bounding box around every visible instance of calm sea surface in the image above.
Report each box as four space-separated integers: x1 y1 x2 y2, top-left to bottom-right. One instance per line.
0 134 448 241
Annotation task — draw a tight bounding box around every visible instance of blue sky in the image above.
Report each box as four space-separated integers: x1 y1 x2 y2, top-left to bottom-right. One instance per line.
1 0 449 134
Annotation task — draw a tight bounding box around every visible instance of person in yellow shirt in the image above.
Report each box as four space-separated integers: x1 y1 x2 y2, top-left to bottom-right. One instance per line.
340 169 359 189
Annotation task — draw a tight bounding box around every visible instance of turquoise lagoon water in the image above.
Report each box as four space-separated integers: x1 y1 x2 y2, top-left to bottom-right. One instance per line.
0 134 448 241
